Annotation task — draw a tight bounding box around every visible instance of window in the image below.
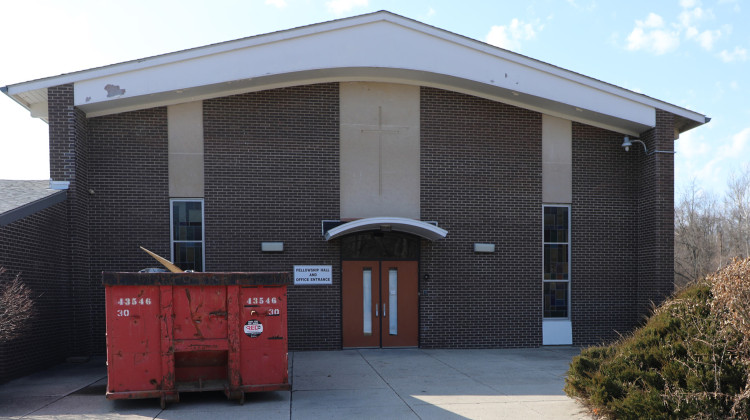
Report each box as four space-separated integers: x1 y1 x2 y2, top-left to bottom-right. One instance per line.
543 205 570 318
171 199 204 271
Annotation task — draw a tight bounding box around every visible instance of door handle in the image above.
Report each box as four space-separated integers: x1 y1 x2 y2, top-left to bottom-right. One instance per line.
383 303 386 317
375 306 378 317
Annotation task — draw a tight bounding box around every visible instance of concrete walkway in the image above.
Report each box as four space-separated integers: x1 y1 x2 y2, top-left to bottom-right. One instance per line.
0 347 591 419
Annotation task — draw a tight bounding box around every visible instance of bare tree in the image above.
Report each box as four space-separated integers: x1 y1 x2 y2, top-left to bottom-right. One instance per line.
724 167 750 259
674 181 723 287
0 267 35 342
675 167 750 289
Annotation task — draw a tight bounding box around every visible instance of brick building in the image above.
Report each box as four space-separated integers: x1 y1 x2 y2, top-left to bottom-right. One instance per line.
1 11 708 378
0 181 69 382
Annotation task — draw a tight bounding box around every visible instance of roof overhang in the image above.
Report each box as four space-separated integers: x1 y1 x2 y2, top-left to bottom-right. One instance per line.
2 10 709 136
324 217 448 241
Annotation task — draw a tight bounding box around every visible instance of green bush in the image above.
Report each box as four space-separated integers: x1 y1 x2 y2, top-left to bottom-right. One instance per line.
565 279 750 419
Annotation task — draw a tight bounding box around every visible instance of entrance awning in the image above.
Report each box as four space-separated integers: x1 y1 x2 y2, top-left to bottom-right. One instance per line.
324 217 448 241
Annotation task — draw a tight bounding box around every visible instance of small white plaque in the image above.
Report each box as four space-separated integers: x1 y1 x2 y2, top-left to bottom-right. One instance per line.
294 265 332 285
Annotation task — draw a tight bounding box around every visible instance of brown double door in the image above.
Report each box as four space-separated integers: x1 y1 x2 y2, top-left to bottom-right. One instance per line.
342 260 418 348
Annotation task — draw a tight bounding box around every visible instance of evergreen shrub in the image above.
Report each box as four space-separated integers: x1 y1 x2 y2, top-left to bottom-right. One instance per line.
565 257 750 419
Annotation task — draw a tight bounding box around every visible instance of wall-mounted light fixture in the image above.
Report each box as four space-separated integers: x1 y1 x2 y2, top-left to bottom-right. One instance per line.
474 243 496 253
621 136 676 156
261 242 284 252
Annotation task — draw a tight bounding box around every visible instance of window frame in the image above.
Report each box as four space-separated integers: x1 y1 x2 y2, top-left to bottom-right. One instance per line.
542 204 571 320
170 198 205 272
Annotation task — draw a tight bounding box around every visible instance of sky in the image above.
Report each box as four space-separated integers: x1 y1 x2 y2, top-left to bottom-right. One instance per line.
0 0 747 199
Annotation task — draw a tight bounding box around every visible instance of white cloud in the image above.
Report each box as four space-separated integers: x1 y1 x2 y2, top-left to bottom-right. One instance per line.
678 6 705 28
677 3 732 51
676 129 710 160
693 160 724 189
730 81 739 90
643 12 665 28
718 46 748 62
628 6 730 55
677 127 750 197
427 7 436 18
565 0 598 11
718 0 741 12
694 29 721 50
325 0 368 15
679 6 723 50
718 127 750 159
265 0 287 8
626 13 680 55
680 0 700 8
486 18 543 52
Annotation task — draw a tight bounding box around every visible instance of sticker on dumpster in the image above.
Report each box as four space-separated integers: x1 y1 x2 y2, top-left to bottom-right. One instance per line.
244 320 263 338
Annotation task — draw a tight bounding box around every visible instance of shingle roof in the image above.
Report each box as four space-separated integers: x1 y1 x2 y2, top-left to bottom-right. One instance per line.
0 180 66 226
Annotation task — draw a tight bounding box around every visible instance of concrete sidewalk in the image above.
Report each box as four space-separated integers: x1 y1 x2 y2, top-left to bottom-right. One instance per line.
0 347 590 419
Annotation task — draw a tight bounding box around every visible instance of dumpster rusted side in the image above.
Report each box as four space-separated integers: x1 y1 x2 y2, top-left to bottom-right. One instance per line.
102 272 290 286
103 272 290 407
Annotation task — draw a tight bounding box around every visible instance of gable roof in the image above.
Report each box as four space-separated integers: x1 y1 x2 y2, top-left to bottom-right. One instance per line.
2 10 708 136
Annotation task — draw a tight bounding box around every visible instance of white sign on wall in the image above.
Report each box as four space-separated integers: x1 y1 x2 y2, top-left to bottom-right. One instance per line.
293 265 332 285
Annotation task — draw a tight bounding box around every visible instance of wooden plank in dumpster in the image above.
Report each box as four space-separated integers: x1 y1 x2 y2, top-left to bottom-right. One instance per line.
102 272 291 407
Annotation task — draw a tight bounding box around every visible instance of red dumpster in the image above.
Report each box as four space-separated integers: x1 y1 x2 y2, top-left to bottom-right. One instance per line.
102 272 290 407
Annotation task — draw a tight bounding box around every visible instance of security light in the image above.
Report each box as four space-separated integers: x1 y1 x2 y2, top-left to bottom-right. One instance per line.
621 136 649 154
621 136 633 152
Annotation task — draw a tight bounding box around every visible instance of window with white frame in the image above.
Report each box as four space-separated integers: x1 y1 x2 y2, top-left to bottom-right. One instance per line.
543 205 570 318
171 199 204 271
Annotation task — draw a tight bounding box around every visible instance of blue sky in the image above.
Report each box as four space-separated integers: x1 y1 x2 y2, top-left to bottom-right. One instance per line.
1 0 747 198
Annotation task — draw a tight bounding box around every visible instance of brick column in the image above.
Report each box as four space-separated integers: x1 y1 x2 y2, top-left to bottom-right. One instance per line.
637 109 675 317
48 84 91 357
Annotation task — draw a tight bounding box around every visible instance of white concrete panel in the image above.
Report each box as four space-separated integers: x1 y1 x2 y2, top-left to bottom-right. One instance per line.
168 153 204 198
168 101 204 154
542 319 573 345
542 115 572 204
340 82 419 219
72 20 656 130
168 101 204 197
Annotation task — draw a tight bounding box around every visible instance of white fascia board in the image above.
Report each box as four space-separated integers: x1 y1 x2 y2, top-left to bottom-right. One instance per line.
6 11 707 128
5 13 380 95
73 20 657 130
5 11 705 128
79 68 649 135
6 11 707 125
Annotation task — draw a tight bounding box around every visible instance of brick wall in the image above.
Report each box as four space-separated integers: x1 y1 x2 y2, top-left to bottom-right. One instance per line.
203 84 341 350
40 81 677 355
419 87 543 348
87 108 170 355
571 123 640 345
637 109 675 317
48 85 92 356
0 202 69 383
